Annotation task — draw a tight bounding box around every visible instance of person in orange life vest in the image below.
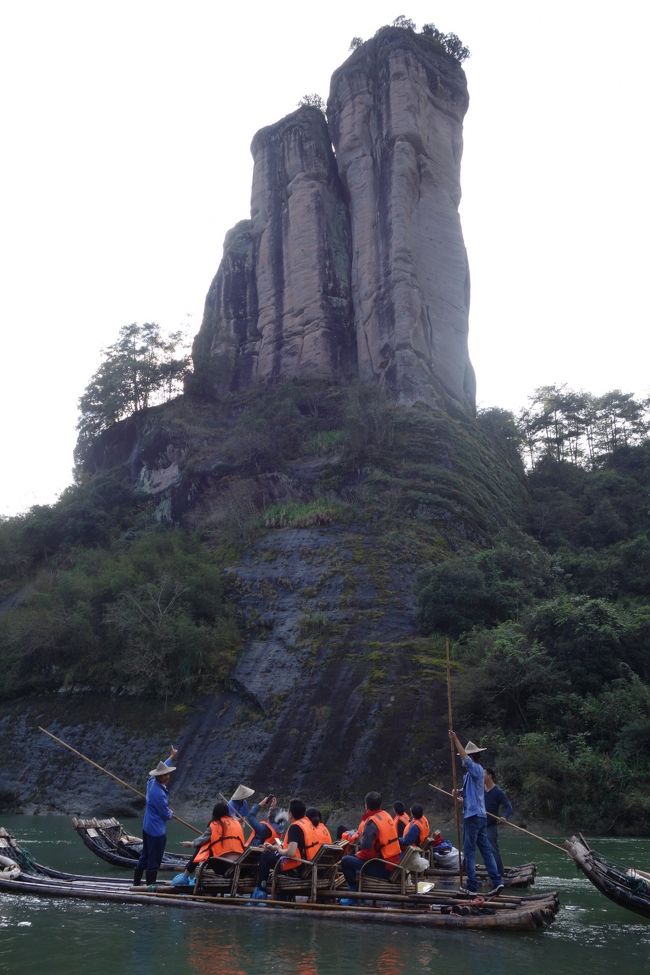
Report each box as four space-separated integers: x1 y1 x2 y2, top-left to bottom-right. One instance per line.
340 791 401 893
392 801 410 838
398 803 430 854
251 798 322 899
306 807 332 845
245 795 289 846
172 801 245 886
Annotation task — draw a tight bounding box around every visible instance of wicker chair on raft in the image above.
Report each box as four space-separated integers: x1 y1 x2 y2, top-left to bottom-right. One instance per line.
357 845 426 897
194 845 264 897
193 843 345 901
269 844 346 901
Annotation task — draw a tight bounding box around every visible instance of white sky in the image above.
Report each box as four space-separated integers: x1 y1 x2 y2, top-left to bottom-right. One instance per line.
1 0 648 516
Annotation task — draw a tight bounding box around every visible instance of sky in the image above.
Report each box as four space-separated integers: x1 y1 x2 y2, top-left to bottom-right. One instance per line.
1 0 648 516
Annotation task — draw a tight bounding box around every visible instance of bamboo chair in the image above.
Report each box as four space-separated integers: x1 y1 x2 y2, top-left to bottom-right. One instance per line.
194 846 263 897
357 846 425 897
270 844 345 902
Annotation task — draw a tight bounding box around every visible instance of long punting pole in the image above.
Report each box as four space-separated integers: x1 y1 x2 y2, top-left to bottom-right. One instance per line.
428 783 568 855
445 639 464 887
38 726 202 835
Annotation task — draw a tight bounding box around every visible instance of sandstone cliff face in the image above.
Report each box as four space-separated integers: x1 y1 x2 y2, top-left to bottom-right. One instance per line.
193 28 476 413
328 29 475 410
193 107 355 394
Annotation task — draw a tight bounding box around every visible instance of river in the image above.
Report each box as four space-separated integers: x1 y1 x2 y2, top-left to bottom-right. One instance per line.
1 817 648 975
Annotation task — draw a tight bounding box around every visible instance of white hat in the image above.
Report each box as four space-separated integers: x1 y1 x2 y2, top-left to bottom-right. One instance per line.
149 761 176 777
230 784 255 802
463 740 487 754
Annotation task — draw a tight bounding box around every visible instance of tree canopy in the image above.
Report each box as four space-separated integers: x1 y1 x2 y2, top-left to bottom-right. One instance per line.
76 323 190 462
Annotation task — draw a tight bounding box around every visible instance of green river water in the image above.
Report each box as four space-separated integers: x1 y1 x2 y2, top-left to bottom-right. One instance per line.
1 816 648 975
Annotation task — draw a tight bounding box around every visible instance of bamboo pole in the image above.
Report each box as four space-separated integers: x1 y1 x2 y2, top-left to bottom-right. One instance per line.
38 726 202 834
428 783 568 855
445 639 464 886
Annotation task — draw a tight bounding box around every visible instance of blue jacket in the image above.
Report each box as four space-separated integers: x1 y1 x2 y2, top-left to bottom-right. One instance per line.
142 760 174 836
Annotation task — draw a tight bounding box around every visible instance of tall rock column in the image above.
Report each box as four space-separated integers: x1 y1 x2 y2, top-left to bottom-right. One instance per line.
192 107 355 394
328 28 476 411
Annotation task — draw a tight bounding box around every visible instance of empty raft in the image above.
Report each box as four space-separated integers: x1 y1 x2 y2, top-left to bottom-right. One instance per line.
72 817 187 870
1 826 559 931
564 834 650 920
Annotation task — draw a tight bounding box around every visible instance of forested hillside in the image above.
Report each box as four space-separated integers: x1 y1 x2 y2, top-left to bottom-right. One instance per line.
0 381 648 829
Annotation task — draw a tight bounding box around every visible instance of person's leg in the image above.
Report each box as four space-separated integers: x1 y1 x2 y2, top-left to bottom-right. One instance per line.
476 818 501 888
145 833 166 885
256 848 281 890
462 816 479 891
362 859 393 880
341 854 364 890
486 824 504 875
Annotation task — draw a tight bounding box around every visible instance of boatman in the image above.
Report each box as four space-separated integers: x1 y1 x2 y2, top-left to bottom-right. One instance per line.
339 791 401 903
448 731 503 895
133 745 177 888
484 767 513 875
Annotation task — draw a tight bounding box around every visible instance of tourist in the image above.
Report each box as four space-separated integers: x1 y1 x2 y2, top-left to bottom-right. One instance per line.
399 803 430 850
484 767 513 875
448 730 503 895
228 783 255 819
245 795 288 846
392 800 410 838
172 801 245 886
339 792 401 901
251 798 321 899
306 807 332 844
132 745 177 888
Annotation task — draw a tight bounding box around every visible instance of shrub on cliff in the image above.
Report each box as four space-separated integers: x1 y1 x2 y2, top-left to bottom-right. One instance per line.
76 323 190 465
0 529 240 700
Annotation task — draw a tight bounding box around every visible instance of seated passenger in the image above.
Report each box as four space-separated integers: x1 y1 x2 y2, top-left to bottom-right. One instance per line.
340 791 401 895
173 801 245 886
399 803 430 851
306 807 332 845
228 783 255 819
245 795 288 846
392 801 410 838
251 798 322 899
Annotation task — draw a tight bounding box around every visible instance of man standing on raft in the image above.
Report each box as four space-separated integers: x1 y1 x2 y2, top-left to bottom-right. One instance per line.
133 745 177 888
449 731 503 895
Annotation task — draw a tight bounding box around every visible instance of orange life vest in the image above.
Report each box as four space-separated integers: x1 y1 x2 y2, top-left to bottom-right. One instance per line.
408 815 430 846
393 811 410 836
244 820 281 847
367 810 401 863
341 817 366 844
193 817 245 863
314 822 332 845
280 816 322 871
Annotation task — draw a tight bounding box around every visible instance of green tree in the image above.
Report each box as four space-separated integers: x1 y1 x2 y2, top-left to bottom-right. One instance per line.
76 323 189 459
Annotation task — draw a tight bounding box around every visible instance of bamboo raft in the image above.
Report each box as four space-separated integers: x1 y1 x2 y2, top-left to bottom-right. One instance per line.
564 834 650 920
72 817 537 888
424 860 537 888
0 827 559 931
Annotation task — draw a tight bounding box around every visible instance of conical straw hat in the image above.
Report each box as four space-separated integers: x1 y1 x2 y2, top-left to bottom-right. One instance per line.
230 784 255 801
